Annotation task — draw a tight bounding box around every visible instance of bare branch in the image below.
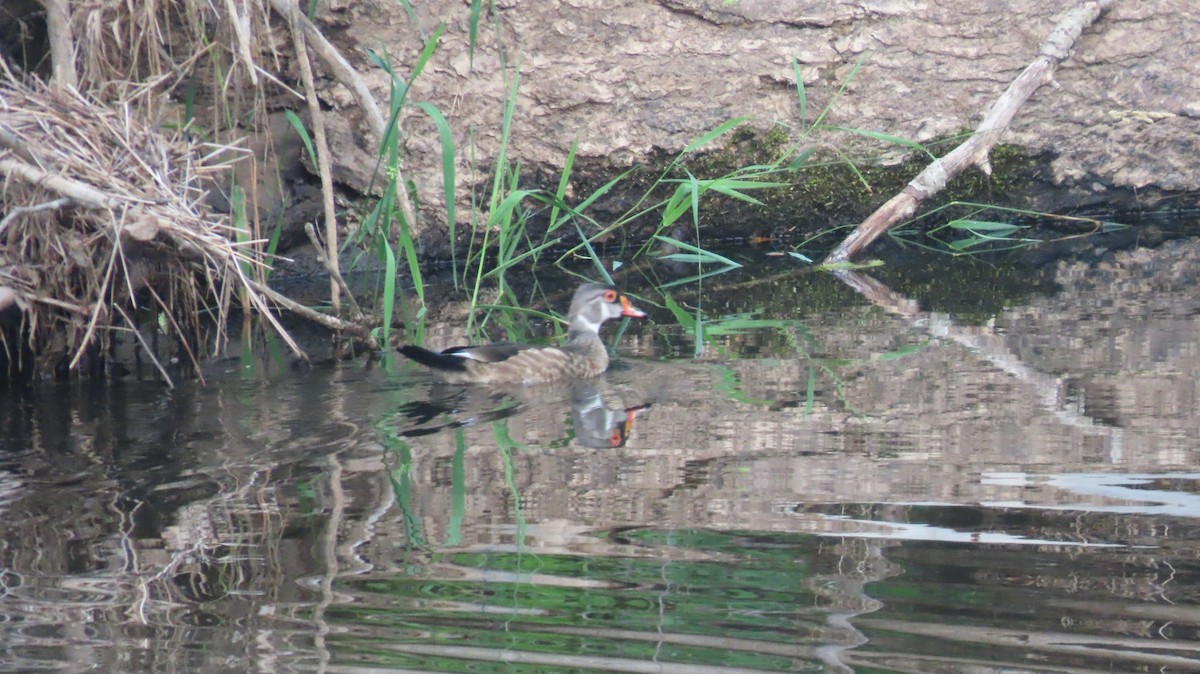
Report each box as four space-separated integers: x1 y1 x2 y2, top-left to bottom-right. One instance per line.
247 278 379 348
0 156 118 209
0 197 73 236
267 0 419 232
825 0 1115 263
287 1 343 313
42 0 78 90
304 222 366 319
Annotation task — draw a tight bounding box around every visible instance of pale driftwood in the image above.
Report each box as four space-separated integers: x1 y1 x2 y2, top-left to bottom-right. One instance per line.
825 0 1114 263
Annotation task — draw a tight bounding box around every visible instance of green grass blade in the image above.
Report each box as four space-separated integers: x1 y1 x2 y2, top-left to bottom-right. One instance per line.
707 182 767 206
396 0 419 26
409 24 444 84
572 222 614 285
445 428 466 546
695 178 790 190
808 54 864 131
836 151 872 191
787 146 815 170
493 422 527 547
681 117 749 154
879 341 928 360
792 57 807 125
412 101 457 278
662 294 696 331
574 168 632 213
653 235 742 268
659 254 711 264
230 184 252 280
688 171 701 231
381 240 397 343
826 125 934 158
489 189 537 228
804 365 815 415
548 141 577 232
947 219 1021 235
657 264 741 289
468 0 483 64
284 110 318 169
661 182 695 229
474 304 558 324
262 214 284 282
814 259 885 271
948 236 990 250
489 68 521 214
482 237 562 278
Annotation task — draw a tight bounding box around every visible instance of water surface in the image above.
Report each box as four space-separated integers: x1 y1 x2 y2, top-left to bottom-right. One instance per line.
3 239 1200 672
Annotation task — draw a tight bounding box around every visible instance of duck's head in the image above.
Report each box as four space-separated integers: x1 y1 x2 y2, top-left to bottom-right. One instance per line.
567 283 647 335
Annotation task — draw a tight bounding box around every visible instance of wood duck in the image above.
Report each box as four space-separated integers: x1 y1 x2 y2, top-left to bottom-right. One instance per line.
398 283 647 384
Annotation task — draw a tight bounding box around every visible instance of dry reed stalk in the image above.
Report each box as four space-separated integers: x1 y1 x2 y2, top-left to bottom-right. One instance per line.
0 77 300 380
1 0 396 380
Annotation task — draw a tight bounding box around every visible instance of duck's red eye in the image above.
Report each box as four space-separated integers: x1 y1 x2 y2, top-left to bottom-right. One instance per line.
603 290 617 302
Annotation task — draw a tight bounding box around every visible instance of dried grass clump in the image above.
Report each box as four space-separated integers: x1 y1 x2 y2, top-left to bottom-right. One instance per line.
72 0 277 104
0 76 293 383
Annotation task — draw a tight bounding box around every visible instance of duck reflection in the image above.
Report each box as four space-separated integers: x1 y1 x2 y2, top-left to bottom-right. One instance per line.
396 379 649 449
568 382 650 448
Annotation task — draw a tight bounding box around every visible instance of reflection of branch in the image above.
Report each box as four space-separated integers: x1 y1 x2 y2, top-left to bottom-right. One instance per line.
313 453 344 671
826 0 1114 263
833 271 920 320
834 269 1124 459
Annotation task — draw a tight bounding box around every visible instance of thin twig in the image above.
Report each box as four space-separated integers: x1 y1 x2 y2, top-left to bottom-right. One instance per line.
304 222 365 319
247 278 378 347
68 211 123 371
28 294 92 315
825 0 1114 263
144 284 206 386
0 197 73 236
114 304 174 388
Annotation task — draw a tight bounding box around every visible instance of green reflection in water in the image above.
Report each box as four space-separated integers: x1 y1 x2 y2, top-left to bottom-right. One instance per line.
327 529 826 672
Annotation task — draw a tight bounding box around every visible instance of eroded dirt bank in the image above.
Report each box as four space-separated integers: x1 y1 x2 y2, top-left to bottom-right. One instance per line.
307 0 1198 247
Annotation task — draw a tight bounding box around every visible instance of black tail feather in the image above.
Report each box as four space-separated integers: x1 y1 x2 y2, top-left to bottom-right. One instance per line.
398 344 468 372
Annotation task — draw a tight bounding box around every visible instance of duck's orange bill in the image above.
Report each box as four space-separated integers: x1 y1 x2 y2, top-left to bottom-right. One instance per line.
619 295 647 318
